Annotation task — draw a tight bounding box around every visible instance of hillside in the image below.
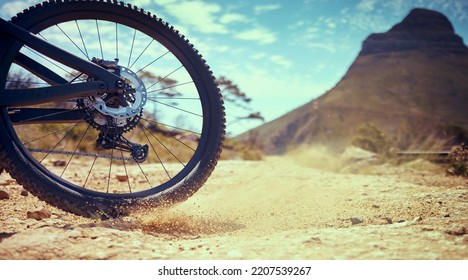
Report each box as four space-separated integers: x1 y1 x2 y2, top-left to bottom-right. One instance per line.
241 8 468 154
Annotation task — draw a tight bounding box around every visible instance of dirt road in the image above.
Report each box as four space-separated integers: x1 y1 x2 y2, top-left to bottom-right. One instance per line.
0 156 467 259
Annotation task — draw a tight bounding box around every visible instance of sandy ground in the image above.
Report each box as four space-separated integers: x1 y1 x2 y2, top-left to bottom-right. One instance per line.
0 155 467 260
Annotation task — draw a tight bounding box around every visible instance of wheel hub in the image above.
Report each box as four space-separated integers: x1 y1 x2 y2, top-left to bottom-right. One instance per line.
85 64 147 118
79 60 147 134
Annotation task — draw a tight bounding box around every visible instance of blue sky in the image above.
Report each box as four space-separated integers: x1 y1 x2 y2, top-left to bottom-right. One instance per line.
1 0 467 135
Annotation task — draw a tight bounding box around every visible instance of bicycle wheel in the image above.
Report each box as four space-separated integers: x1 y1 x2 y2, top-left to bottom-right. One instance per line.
0 0 225 218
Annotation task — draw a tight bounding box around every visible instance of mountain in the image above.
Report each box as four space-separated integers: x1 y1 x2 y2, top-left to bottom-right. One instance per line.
241 8 468 154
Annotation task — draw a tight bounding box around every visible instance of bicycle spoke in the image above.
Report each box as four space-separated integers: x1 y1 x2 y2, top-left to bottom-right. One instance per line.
115 23 119 61
38 121 82 163
127 29 137 68
120 149 132 193
146 81 194 95
147 98 203 117
22 123 79 145
75 20 89 60
60 124 91 178
129 39 154 69
23 46 83 82
107 147 114 193
55 24 88 58
145 65 183 90
83 126 109 188
95 20 104 59
11 107 80 124
141 117 202 136
142 124 185 166
83 154 98 189
151 97 200 100
139 125 171 180
135 50 170 74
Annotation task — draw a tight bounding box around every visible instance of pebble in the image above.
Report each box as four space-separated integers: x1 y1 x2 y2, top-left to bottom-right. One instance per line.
116 175 128 182
350 217 364 225
53 160 66 167
20 189 29 196
382 217 393 224
304 237 322 244
0 179 17 186
0 189 9 199
445 225 467 236
27 208 52 220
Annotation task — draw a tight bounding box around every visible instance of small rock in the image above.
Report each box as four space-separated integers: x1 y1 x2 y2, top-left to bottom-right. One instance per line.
372 204 380 209
6 179 16 185
382 217 393 224
350 216 364 225
304 237 322 244
445 225 467 236
0 189 9 200
0 179 17 186
53 160 66 167
116 175 128 182
20 189 29 196
27 208 52 220
412 216 423 223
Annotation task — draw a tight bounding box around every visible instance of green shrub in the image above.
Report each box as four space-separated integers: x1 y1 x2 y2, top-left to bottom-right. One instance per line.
351 123 392 158
447 144 467 177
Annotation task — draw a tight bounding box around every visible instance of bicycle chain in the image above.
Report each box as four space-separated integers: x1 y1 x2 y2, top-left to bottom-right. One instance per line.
28 148 134 161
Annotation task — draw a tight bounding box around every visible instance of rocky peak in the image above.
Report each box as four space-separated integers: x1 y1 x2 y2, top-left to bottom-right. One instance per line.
389 8 454 33
360 8 467 55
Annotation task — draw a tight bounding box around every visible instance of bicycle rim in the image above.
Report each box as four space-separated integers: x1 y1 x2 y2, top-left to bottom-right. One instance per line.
0 1 224 204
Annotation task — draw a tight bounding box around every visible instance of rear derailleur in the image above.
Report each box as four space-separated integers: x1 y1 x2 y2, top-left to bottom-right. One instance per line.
96 133 148 163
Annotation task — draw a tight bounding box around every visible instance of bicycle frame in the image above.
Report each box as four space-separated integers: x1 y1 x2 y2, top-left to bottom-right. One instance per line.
0 18 124 122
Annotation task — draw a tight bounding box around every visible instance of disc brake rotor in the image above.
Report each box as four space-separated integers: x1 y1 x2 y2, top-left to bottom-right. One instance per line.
79 65 147 134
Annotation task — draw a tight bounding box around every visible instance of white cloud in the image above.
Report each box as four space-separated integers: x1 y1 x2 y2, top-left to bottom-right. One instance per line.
0 0 37 18
448 0 468 21
288 20 308 30
356 0 378 12
305 42 338 53
254 4 282 14
220 13 249 24
251 53 268 60
152 1 278 46
235 26 277 45
154 0 228 34
270 55 292 68
131 0 152 7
